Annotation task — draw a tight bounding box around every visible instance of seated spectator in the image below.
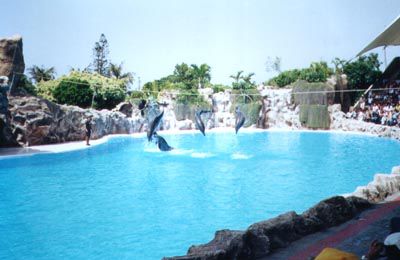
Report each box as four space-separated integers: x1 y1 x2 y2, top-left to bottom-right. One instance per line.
358 110 365 121
395 100 400 112
381 112 388 125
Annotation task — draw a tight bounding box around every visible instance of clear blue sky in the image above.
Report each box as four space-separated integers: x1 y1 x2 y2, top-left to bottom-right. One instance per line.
3 0 400 88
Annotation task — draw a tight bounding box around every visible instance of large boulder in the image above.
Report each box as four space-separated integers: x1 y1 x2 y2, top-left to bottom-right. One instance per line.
302 196 363 228
0 35 25 94
112 101 133 117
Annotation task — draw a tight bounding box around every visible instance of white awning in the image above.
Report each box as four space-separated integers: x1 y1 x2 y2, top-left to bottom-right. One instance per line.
357 15 400 56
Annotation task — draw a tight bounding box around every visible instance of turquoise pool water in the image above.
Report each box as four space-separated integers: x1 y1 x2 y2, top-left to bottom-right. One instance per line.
1 131 400 259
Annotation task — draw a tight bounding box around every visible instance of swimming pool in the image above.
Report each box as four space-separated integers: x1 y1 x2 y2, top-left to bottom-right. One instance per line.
1 131 399 259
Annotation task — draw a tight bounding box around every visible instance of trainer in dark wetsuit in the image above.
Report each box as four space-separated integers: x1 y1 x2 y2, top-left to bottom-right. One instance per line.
85 117 92 145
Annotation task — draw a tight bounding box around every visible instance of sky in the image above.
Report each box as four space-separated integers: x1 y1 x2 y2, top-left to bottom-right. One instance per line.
2 0 400 88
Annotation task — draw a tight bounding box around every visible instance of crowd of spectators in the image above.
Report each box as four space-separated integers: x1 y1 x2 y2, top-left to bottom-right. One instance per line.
346 80 400 127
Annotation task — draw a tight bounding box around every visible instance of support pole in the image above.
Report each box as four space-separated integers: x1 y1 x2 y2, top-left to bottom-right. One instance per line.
384 45 387 69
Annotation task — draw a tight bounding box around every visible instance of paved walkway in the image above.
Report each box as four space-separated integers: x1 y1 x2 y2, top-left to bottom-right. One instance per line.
266 199 400 259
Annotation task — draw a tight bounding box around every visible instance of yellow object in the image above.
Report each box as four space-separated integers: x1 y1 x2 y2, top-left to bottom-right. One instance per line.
314 247 359 260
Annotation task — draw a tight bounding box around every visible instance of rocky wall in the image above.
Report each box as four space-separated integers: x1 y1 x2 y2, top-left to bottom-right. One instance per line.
163 196 371 260
8 96 145 146
0 35 25 94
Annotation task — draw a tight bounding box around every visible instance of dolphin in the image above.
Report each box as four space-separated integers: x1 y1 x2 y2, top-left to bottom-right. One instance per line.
147 111 164 141
235 107 245 134
194 110 210 136
153 132 173 151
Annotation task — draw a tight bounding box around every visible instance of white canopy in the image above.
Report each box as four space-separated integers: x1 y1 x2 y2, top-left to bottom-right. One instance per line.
357 15 400 56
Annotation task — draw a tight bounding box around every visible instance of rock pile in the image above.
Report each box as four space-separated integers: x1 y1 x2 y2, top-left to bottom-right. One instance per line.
163 196 370 260
352 166 400 202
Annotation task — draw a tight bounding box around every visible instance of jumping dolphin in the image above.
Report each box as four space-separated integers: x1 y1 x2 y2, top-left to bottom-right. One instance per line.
153 132 173 151
147 111 164 141
235 107 245 134
194 110 210 136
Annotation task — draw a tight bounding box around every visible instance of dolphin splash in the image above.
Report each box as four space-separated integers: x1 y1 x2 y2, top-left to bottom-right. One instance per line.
153 132 173 151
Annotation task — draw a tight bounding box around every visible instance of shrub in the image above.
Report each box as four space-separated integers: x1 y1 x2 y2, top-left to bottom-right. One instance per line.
93 84 125 110
53 79 93 108
36 80 59 101
332 53 382 104
16 74 37 96
212 84 229 93
37 71 128 109
267 69 300 87
299 62 333 83
267 62 334 87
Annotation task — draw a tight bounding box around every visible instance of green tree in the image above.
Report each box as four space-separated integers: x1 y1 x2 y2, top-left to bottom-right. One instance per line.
92 33 109 76
230 70 244 84
28 65 56 83
231 72 257 103
109 62 134 86
340 53 381 90
173 63 195 89
191 64 211 88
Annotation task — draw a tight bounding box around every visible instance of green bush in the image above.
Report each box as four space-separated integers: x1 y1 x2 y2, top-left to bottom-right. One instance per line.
212 84 229 93
36 80 59 101
299 62 333 83
16 74 37 96
93 84 125 110
268 69 300 87
53 79 93 107
37 71 128 109
267 62 334 87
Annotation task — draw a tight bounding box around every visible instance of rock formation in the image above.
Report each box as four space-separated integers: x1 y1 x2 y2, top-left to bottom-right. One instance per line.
0 36 25 147
257 86 300 129
351 166 400 202
0 35 25 94
163 196 370 260
8 96 145 146
112 101 133 117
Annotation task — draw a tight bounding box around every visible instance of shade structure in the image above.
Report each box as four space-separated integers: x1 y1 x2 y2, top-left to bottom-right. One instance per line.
357 15 400 56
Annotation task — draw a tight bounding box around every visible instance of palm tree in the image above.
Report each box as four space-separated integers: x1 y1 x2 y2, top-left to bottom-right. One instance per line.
191 64 211 89
109 62 134 85
230 70 244 84
28 65 56 83
242 72 255 85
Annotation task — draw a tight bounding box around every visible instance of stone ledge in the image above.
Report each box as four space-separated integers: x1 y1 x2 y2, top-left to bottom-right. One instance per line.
163 196 371 260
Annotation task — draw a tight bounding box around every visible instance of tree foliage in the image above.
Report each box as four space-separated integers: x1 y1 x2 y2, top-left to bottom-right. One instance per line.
36 71 127 109
109 62 134 86
53 79 93 108
334 53 382 90
15 74 37 95
229 71 257 103
28 65 56 83
267 61 334 87
92 34 110 76
142 63 213 105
